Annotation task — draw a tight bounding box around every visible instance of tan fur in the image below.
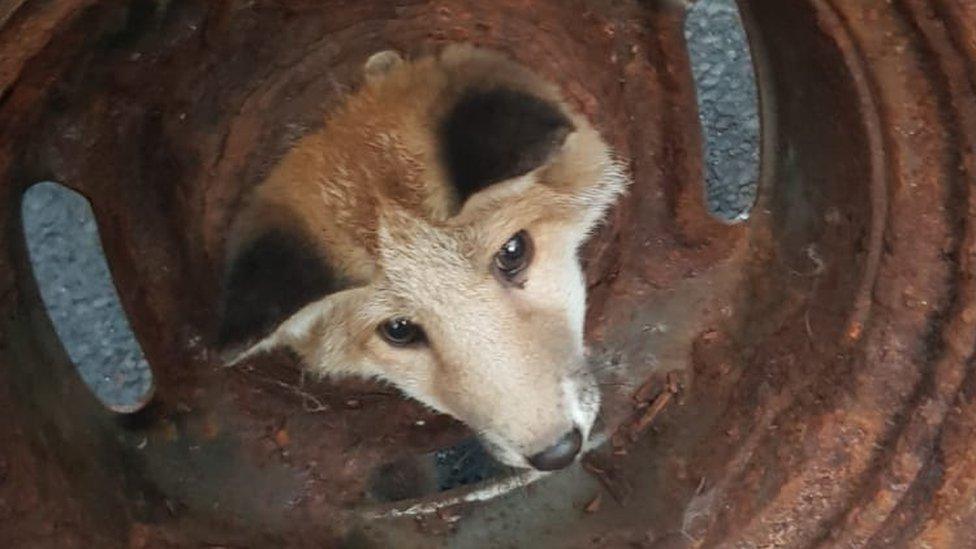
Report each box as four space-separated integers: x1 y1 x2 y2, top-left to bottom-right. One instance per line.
229 45 627 468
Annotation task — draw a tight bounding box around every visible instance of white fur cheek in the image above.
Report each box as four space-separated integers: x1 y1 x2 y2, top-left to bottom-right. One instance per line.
302 338 462 423
360 352 458 419
392 381 455 418
561 376 600 440
523 241 588 346
550 255 589 348
565 261 588 342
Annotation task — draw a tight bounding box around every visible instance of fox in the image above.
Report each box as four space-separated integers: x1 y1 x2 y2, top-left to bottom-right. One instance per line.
218 45 627 472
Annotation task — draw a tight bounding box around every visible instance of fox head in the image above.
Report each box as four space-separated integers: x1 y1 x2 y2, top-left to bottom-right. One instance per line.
218 46 627 471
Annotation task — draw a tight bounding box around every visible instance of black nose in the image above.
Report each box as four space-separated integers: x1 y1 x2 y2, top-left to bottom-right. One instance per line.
527 428 582 471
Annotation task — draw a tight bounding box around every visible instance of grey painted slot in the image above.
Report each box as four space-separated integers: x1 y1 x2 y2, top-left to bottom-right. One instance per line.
685 0 760 221
21 182 153 412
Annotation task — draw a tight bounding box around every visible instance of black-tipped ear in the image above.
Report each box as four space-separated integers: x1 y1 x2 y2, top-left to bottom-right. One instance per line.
440 88 573 204
217 230 339 349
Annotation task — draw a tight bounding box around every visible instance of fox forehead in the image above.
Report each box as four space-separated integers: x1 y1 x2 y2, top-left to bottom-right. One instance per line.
252 53 570 241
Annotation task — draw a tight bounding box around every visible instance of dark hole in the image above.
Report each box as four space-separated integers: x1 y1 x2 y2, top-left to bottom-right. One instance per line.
368 437 508 502
434 437 508 491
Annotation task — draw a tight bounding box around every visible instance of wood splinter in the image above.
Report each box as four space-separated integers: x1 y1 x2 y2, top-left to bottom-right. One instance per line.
629 391 673 442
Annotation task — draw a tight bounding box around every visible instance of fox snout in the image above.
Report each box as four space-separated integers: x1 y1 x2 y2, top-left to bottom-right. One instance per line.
527 427 583 471
449 368 600 472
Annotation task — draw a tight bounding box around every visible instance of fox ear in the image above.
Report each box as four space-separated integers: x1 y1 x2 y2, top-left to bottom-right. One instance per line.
364 50 404 84
223 286 370 375
217 229 341 355
439 88 574 205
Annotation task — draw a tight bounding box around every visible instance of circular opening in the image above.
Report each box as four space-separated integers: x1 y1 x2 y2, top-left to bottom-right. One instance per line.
13 0 968 545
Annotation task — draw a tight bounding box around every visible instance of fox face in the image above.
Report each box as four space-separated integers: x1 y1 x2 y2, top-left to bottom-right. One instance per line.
219 46 627 471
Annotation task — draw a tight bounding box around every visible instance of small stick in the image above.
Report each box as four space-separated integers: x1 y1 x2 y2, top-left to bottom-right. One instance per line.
584 493 602 513
666 372 680 394
632 378 658 404
629 391 672 441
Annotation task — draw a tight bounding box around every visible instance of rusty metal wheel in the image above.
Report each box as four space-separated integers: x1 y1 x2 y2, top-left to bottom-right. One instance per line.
1 1 974 547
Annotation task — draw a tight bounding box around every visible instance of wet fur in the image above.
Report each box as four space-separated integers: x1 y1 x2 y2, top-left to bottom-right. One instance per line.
219 45 627 468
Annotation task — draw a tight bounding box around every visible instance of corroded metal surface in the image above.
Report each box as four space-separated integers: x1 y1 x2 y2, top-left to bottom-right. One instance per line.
0 0 973 547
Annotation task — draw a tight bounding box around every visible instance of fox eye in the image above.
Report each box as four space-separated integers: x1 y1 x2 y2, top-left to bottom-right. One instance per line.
378 317 426 347
492 230 533 286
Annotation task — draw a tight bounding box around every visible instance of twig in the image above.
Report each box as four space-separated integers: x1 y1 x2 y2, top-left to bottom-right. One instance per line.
629 391 673 441
240 367 331 413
